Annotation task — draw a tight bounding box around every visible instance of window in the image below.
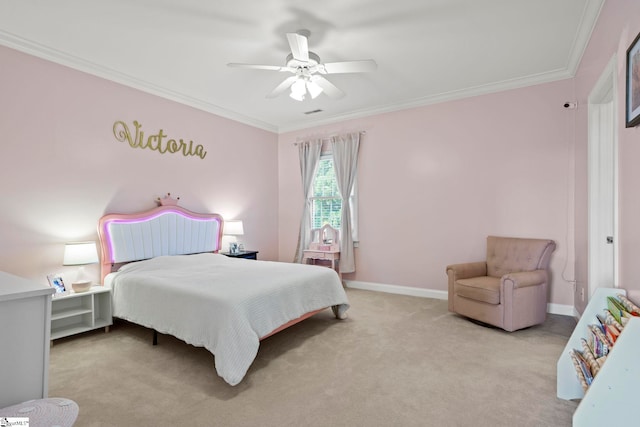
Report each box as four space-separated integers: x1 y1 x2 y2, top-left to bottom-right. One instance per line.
311 157 341 229
309 155 358 241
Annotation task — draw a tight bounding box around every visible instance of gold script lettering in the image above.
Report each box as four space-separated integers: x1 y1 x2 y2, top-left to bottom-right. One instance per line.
167 139 179 153
113 120 207 160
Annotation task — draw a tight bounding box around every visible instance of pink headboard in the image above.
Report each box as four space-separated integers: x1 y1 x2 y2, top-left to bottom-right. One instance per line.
97 205 224 283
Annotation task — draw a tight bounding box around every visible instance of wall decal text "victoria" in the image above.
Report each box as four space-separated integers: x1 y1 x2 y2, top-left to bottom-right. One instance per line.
113 120 207 160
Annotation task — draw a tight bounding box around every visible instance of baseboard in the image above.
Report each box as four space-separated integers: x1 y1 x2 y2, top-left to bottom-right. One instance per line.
546 303 576 317
344 280 448 300
344 280 575 317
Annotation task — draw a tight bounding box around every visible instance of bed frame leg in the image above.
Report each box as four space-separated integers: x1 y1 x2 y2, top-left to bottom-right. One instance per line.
153 330 158 346
332 305 349 320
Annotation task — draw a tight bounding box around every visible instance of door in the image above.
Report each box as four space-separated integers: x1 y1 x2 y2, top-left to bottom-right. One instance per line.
588 55 618 297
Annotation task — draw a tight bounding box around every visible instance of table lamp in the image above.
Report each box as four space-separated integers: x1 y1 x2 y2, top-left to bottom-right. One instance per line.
224 220 244 253
63 241 99 293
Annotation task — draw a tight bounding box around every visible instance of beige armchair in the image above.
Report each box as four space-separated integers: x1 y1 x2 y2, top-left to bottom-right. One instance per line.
446 236 556 332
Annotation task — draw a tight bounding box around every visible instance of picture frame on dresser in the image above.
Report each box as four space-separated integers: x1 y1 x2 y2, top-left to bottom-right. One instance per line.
46 274 67 296
625 30 640 128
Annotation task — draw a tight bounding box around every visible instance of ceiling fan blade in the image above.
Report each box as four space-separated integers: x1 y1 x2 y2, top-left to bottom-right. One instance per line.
320 60 378 74
227 63 292 72
266 76 299 98
286 32 309 62
311 76 345 99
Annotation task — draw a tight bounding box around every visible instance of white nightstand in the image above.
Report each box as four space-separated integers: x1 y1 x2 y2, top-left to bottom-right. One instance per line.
51 286 112 340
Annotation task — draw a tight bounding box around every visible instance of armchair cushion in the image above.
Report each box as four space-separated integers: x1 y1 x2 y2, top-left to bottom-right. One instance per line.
455 276 500 305
486 235 553 277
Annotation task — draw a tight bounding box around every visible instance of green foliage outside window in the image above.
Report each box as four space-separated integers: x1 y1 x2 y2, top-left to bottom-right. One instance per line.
311 158 342 230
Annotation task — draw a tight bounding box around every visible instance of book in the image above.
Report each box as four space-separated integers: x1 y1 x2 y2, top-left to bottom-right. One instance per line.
603 309 624 331
569 349 593 388
607 296 629 324
580 338 600 377
617 294 640 315
588 324 611 357
603 323 620 344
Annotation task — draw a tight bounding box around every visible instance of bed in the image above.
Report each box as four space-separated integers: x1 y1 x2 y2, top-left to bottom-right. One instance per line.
97 203 349 386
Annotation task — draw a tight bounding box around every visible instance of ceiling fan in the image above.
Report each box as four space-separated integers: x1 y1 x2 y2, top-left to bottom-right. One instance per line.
227 30 377 101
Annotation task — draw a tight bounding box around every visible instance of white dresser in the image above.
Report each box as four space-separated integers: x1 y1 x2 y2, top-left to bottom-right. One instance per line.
0 271 55 408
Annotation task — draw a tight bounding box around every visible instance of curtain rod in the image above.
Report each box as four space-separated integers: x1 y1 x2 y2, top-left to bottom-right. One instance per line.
293 131 366 145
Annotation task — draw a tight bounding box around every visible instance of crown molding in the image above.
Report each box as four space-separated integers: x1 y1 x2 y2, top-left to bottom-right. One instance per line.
0 30 278 133
1 0 603 136
565 0 605 75
279 0 605 133
277 67 574 133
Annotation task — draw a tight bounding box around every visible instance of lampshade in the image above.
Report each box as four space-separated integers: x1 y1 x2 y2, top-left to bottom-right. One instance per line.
289 78 308 101
63 241 99 266
307 78 323 99
224 220 244 236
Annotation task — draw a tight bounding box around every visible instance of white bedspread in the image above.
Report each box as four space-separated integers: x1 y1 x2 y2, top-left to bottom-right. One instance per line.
106 253 349 385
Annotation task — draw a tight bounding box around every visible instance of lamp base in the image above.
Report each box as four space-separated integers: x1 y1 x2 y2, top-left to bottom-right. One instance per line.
72 280 92 293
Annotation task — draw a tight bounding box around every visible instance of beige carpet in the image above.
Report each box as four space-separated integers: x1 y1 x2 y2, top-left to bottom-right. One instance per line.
49 288 578 426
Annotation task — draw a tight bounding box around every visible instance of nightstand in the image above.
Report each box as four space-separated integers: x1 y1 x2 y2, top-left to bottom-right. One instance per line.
51 286 112 340
220 250 259 260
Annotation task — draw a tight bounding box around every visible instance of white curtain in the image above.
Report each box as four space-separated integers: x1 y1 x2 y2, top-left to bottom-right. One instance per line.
331 132 360 273
293 140 323 263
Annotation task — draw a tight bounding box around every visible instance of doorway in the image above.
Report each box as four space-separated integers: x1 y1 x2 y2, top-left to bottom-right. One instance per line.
588 55 618 298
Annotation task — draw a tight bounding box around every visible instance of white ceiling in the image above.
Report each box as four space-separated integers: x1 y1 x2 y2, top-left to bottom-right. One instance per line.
0 0 603 133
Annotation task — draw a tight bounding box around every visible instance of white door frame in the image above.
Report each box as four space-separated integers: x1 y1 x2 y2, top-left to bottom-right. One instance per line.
588 54 619 297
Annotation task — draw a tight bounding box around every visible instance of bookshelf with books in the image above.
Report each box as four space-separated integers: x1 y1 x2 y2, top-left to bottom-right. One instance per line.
557 287 640 426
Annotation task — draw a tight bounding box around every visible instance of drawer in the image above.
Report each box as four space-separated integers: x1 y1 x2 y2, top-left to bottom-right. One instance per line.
304 251 340 261
304 251 325 260
311 252 328 260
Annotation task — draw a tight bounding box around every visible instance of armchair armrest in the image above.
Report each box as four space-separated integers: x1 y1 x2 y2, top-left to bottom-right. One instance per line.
446 262 487 312
446 262 487 280
501 270 547 289
501 269 549 331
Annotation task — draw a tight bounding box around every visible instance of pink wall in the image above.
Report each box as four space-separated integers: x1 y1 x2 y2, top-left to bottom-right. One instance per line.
0 45 278 286
5 0 639 313
572 0 640 311
279 78 577 307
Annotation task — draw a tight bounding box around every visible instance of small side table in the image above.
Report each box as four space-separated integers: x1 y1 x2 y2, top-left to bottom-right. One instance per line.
51 286 112 340
302 249 341 279
221 250 259 260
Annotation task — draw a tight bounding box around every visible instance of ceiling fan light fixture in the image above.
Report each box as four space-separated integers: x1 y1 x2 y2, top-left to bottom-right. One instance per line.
290 78 307 101
307 80 323 99
290 91 305 101
229 30 376 101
